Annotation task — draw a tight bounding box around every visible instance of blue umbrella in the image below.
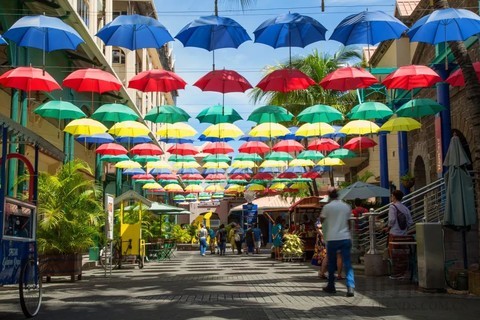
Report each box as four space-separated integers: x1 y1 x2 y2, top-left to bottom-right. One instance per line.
4 15 84 52
259 167 281 174
285 166 306 174
116 136 152 144
159 137 194 144
148 168 172 175
76 133 114 144
239 134 269 142
407 8 480 44
198 134 234 142
277 126 304 140
96 14 173 50
254 12 327 48
175 15 251 51
330 11 408 46
227 167 253 175
0 35 7 45
123 168 146 176
202 168 225 175
178 168 200 175
322 125 346 139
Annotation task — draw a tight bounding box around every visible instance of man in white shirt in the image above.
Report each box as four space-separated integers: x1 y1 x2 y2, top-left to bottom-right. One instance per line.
198 224 208 256
320 188 355 297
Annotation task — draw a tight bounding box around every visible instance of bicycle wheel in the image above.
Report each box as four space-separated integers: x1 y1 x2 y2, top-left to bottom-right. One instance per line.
19 259 42 318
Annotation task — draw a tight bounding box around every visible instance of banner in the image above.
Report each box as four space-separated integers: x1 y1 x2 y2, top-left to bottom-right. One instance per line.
105 194 114 240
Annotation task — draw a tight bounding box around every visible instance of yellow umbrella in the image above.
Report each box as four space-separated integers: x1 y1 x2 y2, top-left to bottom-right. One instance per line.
340 120 379 135
142 182 163 190
226 184 245 193
185 185 204 193
269 182 286 191
115 160 142 169
109 121 150 137
380 116 421 132
164 183 184 192
289 182 310 190
64 118 108 135
205 184 225 192
317 157 345 166
249 122 290 138
231 160 257 169
247 184 265 191
145 161 171 169
203 162 230 169
203 123 243 139
173 161 200 169
156 122 197 138
260 160 287 168
289 159 315 167
296 122 335 137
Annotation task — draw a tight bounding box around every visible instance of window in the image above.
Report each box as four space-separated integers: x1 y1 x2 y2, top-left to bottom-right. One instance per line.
112 48 125 64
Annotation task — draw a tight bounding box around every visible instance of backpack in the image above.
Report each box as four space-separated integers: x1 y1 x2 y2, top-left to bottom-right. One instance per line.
393 204 408 230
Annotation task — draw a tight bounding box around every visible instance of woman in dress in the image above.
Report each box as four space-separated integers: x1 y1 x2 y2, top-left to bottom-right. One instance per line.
311 216 328 278
272 216 283 260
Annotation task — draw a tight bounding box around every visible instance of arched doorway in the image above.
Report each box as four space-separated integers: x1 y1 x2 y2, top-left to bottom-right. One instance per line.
413 156 427 189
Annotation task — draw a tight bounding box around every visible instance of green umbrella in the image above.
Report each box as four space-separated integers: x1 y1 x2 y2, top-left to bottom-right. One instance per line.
34 100 86 120
144 105 190 123
292 178 313 183
265 151 294 161
396 98 445 118
168 155 196 162
133 155 160 163
173 195 186 202
182 180 203 185
211 192 224 199
227 179 248 185
234 153 262 162
272 178 291 183
297 104 343 123
91 103 139 122
198 192 211 200
328 148 357 159
205 180 226 184
297 150 325 161
100 154 130 163
185 194 197 201
159 179 179 186
196 104 242 124
135 179 156 184
349 102 393 120
248 105 293 124
203 154 231 163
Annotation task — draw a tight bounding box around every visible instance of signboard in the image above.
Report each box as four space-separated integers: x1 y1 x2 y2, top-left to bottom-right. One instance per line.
242 203 258 228
105 194 114 240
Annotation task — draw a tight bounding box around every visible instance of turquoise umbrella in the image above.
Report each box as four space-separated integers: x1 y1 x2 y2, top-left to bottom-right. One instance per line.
91 103 139 122
203 154 231 163
196 104 242 124
349 101 393 120
297 150 325 161
297 104 343 123
34 100 86 120
396 98 445 118
328 148 357 159
144 105 190 123
100 154 130 163
265 152 293 161
234 153 262 162
248 105 293 124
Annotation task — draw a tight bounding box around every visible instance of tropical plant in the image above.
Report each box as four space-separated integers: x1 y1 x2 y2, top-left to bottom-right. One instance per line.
170 224 192 243
280 187 311 205
281 233 304 258
36 160 103 254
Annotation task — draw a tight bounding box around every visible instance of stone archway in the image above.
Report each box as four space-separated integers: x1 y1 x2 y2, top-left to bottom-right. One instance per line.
413 156 427 189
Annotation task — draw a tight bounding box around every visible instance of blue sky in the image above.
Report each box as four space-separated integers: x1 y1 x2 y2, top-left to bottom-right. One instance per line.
154 0 396 148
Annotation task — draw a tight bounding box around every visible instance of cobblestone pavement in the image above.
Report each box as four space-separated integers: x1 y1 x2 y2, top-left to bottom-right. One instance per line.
1 250 479 320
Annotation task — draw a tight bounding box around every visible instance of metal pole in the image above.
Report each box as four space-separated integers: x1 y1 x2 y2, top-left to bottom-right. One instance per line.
365 209 380 254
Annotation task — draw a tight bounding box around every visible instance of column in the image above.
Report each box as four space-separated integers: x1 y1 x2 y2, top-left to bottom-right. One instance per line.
378 131 389 204
434 64 452 176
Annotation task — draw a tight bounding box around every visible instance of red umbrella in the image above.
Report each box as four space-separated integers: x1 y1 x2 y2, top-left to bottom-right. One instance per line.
319 66 378 91
130 143 163 156
193 69 252 93
256 68 315 92
156 173 177 180
181 173 204 180
238 141 270 154
382 65 441 90
272 140 304 153
302 171 321 179
96 143 128 155
0 66 61 92
446 62 480 86
205 173 227 180
167 143 198 156
132 174 154 180
308 138 340 152
344 137 377 150
128 69 187 92
278 172 298 179
203 142 234 154
63 68 122 93
230 173 251 179
252 172 274 180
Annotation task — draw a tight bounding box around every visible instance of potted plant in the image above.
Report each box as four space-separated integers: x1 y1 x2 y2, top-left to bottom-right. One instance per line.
281 233 305 262
36 160 103 282
400 172 415 189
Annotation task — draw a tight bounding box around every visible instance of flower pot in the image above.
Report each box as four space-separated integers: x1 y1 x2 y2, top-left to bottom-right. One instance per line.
39 253 82 282
401 178 415 189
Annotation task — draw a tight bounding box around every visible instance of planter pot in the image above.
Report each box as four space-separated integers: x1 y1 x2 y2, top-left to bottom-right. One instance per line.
39 253 82 282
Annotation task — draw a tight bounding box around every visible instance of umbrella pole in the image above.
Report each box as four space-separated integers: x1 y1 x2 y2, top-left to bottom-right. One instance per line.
212 50 215 71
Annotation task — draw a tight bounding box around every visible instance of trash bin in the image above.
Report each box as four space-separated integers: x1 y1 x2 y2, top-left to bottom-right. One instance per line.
88 247 99 261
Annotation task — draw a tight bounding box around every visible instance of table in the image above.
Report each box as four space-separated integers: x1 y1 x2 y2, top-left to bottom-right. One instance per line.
389 241 417 282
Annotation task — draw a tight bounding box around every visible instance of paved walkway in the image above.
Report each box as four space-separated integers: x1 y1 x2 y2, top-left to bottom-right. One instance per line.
1 250 479 319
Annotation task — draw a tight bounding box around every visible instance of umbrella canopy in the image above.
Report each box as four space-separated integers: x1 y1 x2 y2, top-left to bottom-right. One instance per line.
234 153 262 162
116 136 152 144
175 15 250 51
174 161 200 169
91 103 139 122
185 194 198 202
199 192 211 200
130 143 163 156
149 168 172 175
159 137 194 144
290 159 315 167
133 155 160 163
407 8 480 44
382 65 441 90
193 69 252 93
285 166 306 174
205 173 227 180
205 184 225 193
123 168 146 176
379 117 421 132
349 102 393 120
77 133 114 144
173 195 186 202
296 122 335 137
249 123 290 138
256 69 315 92
156 173 177 180
308 138 340 152
328 148 357 159
0 66 60 92
260 160 287 168
278 172 298 179
202 168 225 175
272 140 304 153
128 69 186 92
115 160 142 169
396 98 445 118
238 141 270 154
146 161 171 170
297 104 344 123
319 66 378 91
167 143 198 156
338 181 390 200
100 154 130 163
231 160 257 169
142 182 163 190
62 68 122 93
344 137 377 150
96 14 173 50
109 121 150 137
156 123 197 138
265 151 294 161
166 184 184 193
202 123 243 139
196 105 242 124
297 150 325 161
203 142 234 154
446 62 480 86
239 134 269 142
340 120 380 135
4 15 84 52
64 119 108 135
96 143 128 155
144 105 190 124
203 154 231 163
248 105 293 124
34 100 86 120
253 12 327 48
330 10 408 45
247 184 266 192
203 162 230 169
198 135 234 143
317 158 345 166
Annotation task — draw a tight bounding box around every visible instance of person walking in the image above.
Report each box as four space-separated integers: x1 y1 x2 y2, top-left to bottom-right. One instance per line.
216 224 227 256
228 223 236 254
245 225 255 254
252 223 263 254
234 224 244 255
272 216 283 261
207 227 216 254
321 188 355 297
198 224 208 256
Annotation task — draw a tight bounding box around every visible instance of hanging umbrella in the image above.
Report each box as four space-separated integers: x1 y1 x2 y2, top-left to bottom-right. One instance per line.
379 117 421 132
150 168 172 175
156 173 177 180
63 68 122 93
143 182 163 190
203 142 234 154
115 160 142 169
174 161 200 169
302 171 321 179
272 140 304 153
173 195 186 202
77 133 114 144
91 103 139 122
159 137 194 144
0 66 61 92
249 123 290 138
205 173 227 181
270 182 286 191
265 152 294 161
239 134 269 142
258 167 281 174
343 137 377 150
382 65 441 90
128 69 186 92
130 143 163 156
289 159 315 167
231 160 257 169
205 184 225 193
340 120 380 135
297 104 344 123
34 100 86 120
4 15 84 52
96 143 128 155
0 36 6 45
396 98 445 118
308 138 340 152
317 158 345 166
146 161 171 170
198 135 234 143
297 150 325 161
296 122 335 137
349 102 393 120
199 192 211 200
284 166 306 174
157 123 197 138
238 141 270 154
247 184 266 192
196 105 242 124
123 168 146 176
185 194 198 202
212 192 225 199
323 125 347 139
96 14 173 50
169 155 196 162
203 154 230 163
144 105 190 124
248 105 293 124
203 162 230 169
132 173 154 180
277 126 303 141
64 119 108 135
116 136 152 144
109 121 150 137
328 148 357 159
338 181 390 200
100 154 130 163
234 153 262 161
278 172 298 179
202 123 243 139
260 160 287 168
319 67 378 91
132 155 159 163
445 62 480 86
193 69 252 93
256 69 315 92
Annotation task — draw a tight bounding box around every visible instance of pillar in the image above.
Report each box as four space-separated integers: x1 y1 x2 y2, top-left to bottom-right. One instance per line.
378 131 389 204
434 64 452 176
398 132 409 194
